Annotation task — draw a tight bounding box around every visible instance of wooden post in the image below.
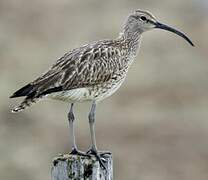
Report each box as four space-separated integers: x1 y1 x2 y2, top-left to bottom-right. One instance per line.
51 152 113 180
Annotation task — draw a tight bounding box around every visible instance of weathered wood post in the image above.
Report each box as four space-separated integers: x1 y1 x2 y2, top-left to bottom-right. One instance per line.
51 152 113 180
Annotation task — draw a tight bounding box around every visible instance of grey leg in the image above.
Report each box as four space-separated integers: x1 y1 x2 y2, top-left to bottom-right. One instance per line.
68 103 77 151
87 101 107 170
68 103 88 156
88 101 98 151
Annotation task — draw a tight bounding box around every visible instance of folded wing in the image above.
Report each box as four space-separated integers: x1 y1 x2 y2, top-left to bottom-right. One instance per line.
10 40 122 99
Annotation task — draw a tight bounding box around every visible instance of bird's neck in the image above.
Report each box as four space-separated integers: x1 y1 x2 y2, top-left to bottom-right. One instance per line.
118 29 142 56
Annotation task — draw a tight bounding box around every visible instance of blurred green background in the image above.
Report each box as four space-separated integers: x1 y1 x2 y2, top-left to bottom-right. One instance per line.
1 0 208 179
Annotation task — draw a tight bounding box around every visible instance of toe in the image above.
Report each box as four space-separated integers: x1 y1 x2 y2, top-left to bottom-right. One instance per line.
86 148 108 170
70 148 90 157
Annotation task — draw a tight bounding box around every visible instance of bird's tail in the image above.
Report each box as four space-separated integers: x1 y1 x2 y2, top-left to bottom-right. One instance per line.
11 97 39 113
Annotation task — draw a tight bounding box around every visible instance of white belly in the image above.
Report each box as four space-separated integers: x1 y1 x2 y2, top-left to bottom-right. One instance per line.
47 88 93 102
47 78 125 103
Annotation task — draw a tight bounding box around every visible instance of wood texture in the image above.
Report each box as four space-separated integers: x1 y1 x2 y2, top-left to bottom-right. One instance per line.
51 152 113 180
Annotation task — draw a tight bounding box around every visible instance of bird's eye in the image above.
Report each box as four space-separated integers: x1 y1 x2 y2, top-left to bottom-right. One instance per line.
140 16 147 21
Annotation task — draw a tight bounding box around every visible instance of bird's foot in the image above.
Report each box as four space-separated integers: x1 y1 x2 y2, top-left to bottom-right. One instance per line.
70 148 91 157
86 148 107 171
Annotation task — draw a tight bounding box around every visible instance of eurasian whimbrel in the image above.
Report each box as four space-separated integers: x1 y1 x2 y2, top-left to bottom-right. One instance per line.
10 10 194 168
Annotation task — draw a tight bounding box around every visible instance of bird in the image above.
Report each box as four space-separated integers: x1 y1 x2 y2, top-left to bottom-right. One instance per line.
10 10 194 168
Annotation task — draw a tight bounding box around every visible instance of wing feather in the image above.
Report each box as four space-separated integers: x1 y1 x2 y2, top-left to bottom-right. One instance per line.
27 40 123 97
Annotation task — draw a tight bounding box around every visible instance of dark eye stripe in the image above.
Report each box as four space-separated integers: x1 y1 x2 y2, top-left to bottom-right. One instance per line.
140 16 147 21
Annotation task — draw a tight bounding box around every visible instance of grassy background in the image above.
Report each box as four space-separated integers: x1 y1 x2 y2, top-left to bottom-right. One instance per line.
1 0 208 179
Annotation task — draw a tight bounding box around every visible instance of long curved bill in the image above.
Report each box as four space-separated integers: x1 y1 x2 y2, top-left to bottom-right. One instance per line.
155 22 194 46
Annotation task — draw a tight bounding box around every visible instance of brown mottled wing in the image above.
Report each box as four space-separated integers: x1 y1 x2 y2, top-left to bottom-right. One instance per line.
30 41 122 97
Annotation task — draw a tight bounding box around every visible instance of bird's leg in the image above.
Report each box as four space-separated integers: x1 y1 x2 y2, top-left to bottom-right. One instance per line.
88 101 97 152
68 103 88 156
87 101 107 169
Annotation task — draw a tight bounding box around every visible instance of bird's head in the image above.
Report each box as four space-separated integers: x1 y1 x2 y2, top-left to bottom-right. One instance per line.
122 10 194 46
